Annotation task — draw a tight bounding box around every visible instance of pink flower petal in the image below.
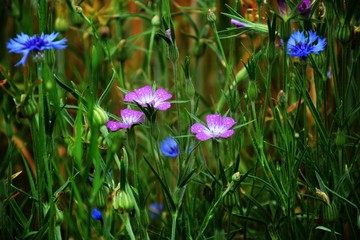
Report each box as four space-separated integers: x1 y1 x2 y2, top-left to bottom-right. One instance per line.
134 85 153 104
154 88 172 102
206 114 222 129
155 102 171 111
191 123 212 141
219 130 235 138
195 132 212 141
124 92 137 102
222 117 236 130
107 121 125 131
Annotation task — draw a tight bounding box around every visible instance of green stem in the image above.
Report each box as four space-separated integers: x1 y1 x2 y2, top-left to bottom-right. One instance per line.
283 40 289 97
147 26 157 82
217 68 248 112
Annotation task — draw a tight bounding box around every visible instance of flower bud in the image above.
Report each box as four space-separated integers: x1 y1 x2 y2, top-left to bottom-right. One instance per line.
231 172 241 182
336 23 352 44
96 188 109 209
277 90 287 108
322 201 338 222
151 15 160 27
21 95 38 118
247 81 258 102
112 189 135 213
223 191 237 208
335 129 346 147
92 106 108 126
207 9 217 23
98 26 110 39
55 17 69 32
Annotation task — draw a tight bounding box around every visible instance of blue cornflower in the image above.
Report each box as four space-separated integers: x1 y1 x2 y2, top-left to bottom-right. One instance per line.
91 208 103 221
160 137 179 158
7 32 67 66
286 30 326 58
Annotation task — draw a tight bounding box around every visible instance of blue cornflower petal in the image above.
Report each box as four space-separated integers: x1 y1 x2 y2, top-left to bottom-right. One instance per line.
7 32 67 66
160 137 179 158
92 208 103 221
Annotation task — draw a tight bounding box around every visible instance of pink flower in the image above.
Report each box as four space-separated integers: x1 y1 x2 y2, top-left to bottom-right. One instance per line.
124 85 172 111
107 109 144 131
190 114 236 141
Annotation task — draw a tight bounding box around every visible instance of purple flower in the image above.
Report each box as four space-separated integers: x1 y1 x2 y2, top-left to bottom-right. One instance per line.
160 137 179 158
107 109 144 131
286 30 326 58
92 208 103 221
7 32 67 66
124 85 172 111
165 29 172 38
298 0 311 17
190 114 236 141
277 0 287 14
230 19 249 28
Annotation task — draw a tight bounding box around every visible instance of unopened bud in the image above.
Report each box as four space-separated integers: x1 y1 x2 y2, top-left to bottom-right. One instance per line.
322 201 338 222
55 17 69 32
92 106 108 126
112 189 135 213
207 9 217 23
231 172 241 182
335 129 346 147
21 95 38 118
247 81 258 102
336 23 352 44
151 15 160 27
223 191 237 208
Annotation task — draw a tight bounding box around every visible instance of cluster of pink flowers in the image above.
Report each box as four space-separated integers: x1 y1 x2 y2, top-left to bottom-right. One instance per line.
107 85 172 131
108 85 236 141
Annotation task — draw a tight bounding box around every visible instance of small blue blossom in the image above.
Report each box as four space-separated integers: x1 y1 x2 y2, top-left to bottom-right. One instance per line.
285 30 326 58
149 203 164 219
7 32 67 66
160 137 179 158
91 208 103 221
